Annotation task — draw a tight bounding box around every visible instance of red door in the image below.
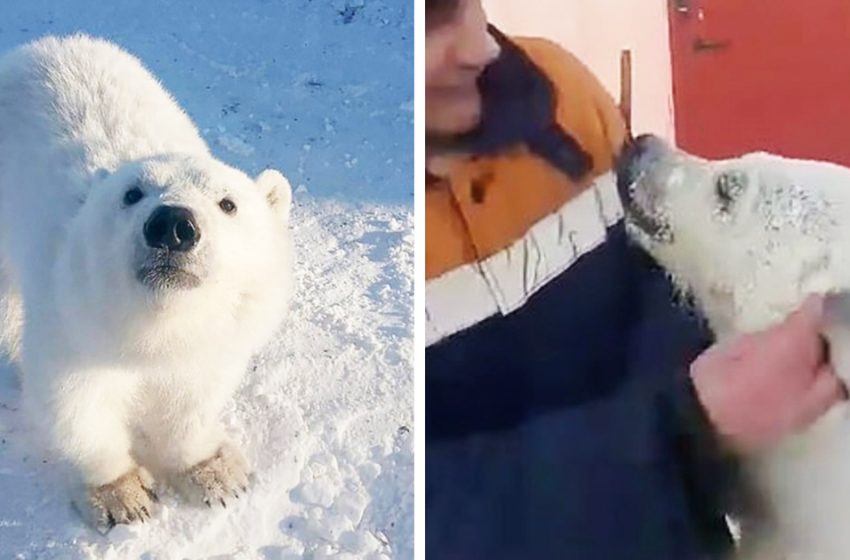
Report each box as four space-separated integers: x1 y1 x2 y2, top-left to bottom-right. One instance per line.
669 0 850 166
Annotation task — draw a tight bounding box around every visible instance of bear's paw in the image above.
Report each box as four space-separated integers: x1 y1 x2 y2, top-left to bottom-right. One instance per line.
80 466 159 532
176 441 253 508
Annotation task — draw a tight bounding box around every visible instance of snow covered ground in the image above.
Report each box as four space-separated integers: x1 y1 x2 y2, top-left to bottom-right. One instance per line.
0 1 413 558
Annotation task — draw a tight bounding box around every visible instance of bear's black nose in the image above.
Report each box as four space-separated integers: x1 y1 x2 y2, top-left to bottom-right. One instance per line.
144 206 200 252
631 133 661 154
616 134 666 202
617 134 661 176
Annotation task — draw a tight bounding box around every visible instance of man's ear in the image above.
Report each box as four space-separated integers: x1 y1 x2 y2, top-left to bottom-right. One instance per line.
255 168 292 222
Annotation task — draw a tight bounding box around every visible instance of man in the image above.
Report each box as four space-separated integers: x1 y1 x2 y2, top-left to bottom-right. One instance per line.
425 0 847 558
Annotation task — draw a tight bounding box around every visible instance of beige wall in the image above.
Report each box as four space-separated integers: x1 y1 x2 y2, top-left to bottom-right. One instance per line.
483 0 676 142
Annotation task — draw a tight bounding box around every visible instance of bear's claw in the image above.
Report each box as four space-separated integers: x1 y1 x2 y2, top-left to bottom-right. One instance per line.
143 486 159 503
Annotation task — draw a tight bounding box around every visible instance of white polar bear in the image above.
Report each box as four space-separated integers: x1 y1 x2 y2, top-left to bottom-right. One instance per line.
617 134 850 559
0 34 293 530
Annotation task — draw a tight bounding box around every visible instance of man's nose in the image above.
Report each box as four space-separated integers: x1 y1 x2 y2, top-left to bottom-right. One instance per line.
452 4 500 69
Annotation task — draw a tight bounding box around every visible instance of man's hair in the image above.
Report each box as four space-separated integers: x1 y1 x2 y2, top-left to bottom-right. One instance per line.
426 0 460 29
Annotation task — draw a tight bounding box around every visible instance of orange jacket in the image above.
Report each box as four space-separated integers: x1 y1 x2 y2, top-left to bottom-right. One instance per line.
426 37 626 282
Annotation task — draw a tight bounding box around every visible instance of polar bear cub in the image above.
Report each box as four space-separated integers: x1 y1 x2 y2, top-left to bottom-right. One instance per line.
618 134 850 559
0 35 293 529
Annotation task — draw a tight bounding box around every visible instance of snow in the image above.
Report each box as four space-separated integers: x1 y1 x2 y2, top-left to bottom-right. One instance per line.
0 1 413 558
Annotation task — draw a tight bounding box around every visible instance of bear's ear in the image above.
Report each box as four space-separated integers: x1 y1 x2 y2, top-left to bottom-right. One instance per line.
255 168 292 222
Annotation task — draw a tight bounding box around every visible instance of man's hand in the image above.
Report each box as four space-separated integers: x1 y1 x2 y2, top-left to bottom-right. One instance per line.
691 295 848 453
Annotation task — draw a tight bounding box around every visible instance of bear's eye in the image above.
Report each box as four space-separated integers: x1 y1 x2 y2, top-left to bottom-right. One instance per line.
219 198 237 215
715 171 747 210
123 186 144 206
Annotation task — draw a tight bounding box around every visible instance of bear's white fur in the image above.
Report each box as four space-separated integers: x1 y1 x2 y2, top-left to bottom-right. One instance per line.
0 34 293 528
620 135 850 559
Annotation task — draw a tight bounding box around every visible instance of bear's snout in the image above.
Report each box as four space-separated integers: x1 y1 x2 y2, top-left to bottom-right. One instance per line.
144 206 200 252
615 134 675 242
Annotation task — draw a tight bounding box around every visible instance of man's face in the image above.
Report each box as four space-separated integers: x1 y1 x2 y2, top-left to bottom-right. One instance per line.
426 0 501 137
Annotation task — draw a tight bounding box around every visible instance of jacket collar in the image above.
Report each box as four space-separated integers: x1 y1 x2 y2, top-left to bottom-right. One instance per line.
454 25 556 155
429 27 592 181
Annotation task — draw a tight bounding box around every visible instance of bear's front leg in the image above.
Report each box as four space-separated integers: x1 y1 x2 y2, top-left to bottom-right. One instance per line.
39 368 157 530
145 401 252 508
